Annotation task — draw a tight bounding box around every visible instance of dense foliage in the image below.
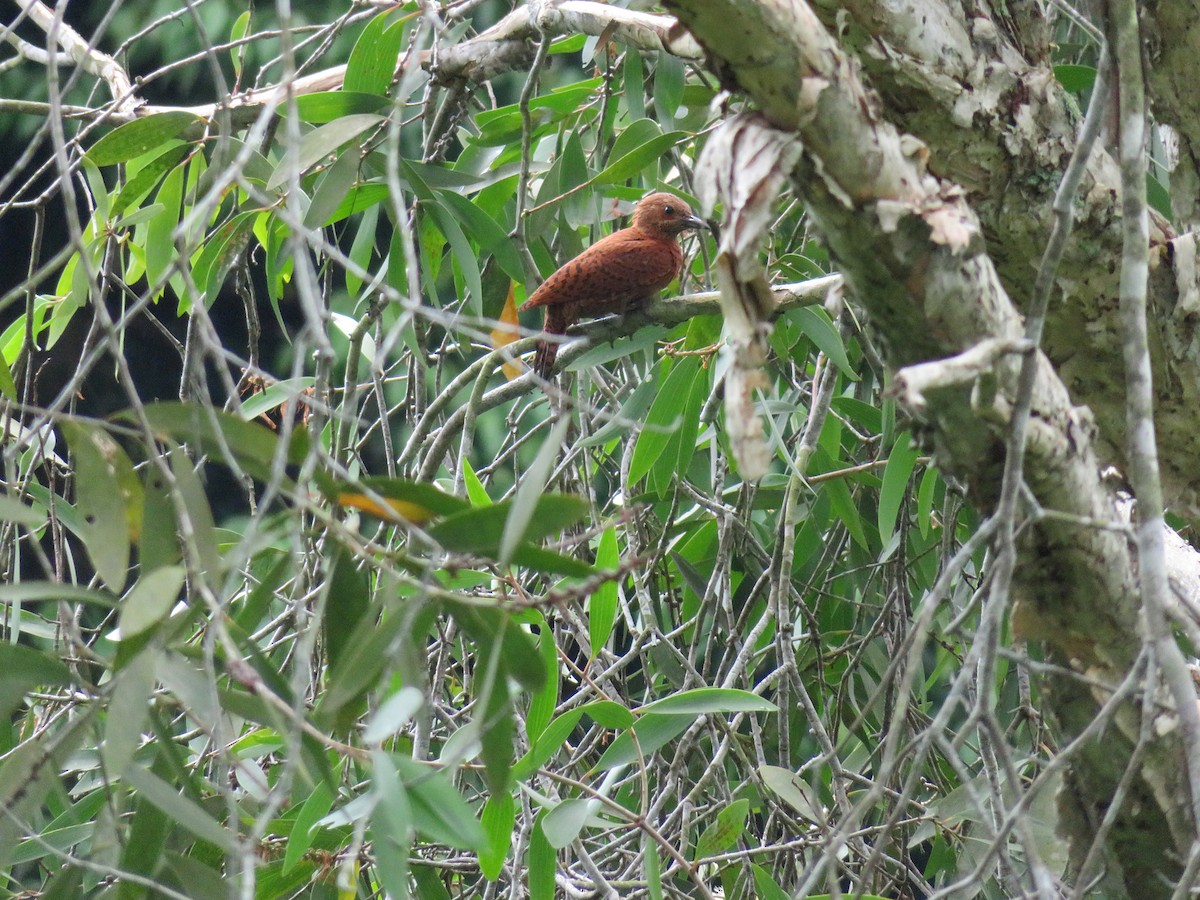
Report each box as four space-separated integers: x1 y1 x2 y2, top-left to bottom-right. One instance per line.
0 1 1118 898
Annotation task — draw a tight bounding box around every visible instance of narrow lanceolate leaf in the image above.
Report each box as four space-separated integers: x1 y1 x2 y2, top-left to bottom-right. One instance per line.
117 565 186 641
479 791 516 880
0 493 45 527
265 114 385 191
645 833 664 900
595 714 693 771
639 688 778 716
86 112 201 166
524 615 559 744
124 764 236 851
512 709 582 781
541 798 594 849
0 643 71 722
499 416 572 565
527 813 557 900
283 780 335 873
790 306 857 377
630 357 701 485
62 421 141 592
588 528 620 661
878 431 919 549
345 10 406 95
693 798 749 860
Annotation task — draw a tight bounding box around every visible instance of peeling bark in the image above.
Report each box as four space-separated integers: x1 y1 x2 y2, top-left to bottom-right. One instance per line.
666 0 1199 892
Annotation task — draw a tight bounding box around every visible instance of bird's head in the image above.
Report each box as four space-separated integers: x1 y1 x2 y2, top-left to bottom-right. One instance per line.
633 192 706 237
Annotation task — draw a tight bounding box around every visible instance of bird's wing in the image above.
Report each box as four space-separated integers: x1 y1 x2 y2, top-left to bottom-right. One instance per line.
519 230 682 312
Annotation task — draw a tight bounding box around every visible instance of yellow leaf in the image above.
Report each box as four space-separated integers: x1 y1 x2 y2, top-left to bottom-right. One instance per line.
335 492 436 525
490 281 523 381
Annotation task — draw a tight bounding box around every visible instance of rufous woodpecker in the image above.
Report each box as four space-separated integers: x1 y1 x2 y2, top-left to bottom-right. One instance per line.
519 192 705 378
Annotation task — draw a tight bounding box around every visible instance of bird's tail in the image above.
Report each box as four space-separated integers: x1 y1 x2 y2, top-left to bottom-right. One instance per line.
532 308 566 380
533 339 558 379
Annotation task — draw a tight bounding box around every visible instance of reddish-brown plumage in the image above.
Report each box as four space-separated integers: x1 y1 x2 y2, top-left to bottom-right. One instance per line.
520 192 704 378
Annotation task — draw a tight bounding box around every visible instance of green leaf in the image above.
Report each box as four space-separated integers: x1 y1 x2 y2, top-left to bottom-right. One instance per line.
364 686 424 746
527 813 557 900
588 528 620 661
345 11 406 95
371 750 413 899
479 791 515 880
1054 64 1096 94
266 114 385 191
1148 173 1173 221
500 624 547 692
166 443 222 588
751 864 792 900
0 708 96 870
412 866 454 900
0 583 114 606
650 354 705 496
87 112 201 166
145 162 184 293
117 565 186 641
315 609 412 726
62 421 139 592
595 714 693 770
0 357 15 402
137 402 288 484
283 779 335 873
304 146 362 229
525 616 558 744
630 357 701 485
640 688 777 716
822 475 869 550
0 643 72 722
789 306 856 377
191 210 257 307
759 765 822 823
425 489 588 564
286 91 391 124
622 50 646 121
878 432 919 549
653 55 686 127
323 545 372 676
917 464 939 539
437 189 526 283
694 798 749 860
462 457 492 507
237 376 316 422
645 833 664 900
428 202 484 316
580 699 635 730
111 143 191 217
229 11 251 76
0 492 45 527
346 203 380 297
124 763 237 851
593 130 690 185
578 377 656 447
830 397 882 435
101 647 159 775
512 709 582 781
391 755 487 850
542 798 596 849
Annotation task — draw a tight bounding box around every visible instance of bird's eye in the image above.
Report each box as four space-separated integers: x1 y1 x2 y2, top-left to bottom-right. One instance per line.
663 205 675 215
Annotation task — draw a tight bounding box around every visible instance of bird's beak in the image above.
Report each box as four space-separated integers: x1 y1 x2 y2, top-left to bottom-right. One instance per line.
683 214 706 231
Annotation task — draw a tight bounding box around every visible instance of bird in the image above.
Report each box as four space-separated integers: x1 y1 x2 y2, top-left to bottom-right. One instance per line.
519 192 705 379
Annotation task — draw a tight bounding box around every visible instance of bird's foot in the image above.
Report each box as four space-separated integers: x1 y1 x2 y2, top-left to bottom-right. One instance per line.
659 339 721 368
